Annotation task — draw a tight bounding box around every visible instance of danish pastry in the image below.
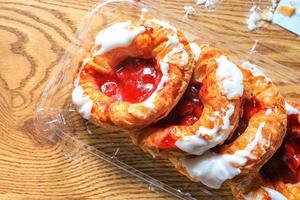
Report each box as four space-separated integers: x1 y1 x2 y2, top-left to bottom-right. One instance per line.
71 18 290 196
131 45 243 157
231 102 300 200
72 18 194 130
131 46 287 189
169 60 287 189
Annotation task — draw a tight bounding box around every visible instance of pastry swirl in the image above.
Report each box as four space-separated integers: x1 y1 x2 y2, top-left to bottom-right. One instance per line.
232 102 300 200
72 18 194 130
131 45 243 157
131 45 287 189
72 18 291 196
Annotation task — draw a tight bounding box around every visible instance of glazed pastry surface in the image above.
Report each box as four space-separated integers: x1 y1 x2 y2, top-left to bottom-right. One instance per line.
232 102 300 200
131 45 287 189
72 18 291 196
72 18 194 130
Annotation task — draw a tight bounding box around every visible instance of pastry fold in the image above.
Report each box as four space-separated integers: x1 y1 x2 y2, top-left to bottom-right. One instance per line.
131 45 287 189
72 18 296 198
231 102 300 200
72 18 194 130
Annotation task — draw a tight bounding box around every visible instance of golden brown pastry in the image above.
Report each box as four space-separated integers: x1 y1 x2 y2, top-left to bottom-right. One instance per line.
169 60 286 189
71 18 288 195
72 17 194 130
232 102 300 200
131 45 287 189
130 45 242 157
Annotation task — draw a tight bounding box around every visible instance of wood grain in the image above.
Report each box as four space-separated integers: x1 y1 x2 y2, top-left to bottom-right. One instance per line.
0 0 299 199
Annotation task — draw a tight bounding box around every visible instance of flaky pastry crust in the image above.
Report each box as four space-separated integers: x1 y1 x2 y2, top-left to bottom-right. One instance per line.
130 45 242 157
73 18 194 130
170 58 287 187
232 102 300 200
131 45 287 189
220 65 287 178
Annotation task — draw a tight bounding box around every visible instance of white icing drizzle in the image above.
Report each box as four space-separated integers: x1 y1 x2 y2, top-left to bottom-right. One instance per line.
94 20 145 56
166 34 179 47
216 56 244 99
143 47 188 110
241 61 265 77
150 19 179 49
265 108 272 116
262 187 287 200
189 42 201 61
72 86 93 119
148 19 183 54
175 104 235 155
181 122 265 189
72 58 94 120
241 61 272 82
285 102 299 115
142 19 188 110
149 18 177 33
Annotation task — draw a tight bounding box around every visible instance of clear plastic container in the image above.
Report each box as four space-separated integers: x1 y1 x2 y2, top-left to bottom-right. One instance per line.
33 0 300 199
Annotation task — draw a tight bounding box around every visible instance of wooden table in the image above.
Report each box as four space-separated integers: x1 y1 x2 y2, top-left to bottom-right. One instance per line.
0 0 299 199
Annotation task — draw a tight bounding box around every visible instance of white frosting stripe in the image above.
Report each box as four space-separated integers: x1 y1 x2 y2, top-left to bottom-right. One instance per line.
72 86 93 119
241 61 272 82
149 18 178 33
175 56 244 155
265 108 272 116
74 19 190 114
285 101 299 115
216 56 244 99
94 20 145 56
72 58 94 120
142 19 188 110
181 122 265 188
143 47 188 110
175 104 235 155
189 42 201 61
262 187 287 200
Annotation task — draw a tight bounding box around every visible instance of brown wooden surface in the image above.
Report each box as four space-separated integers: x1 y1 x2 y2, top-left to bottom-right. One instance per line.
0 0 300 199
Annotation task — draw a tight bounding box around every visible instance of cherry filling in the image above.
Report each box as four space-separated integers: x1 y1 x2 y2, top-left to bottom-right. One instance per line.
261 114 300 184
288 114 300 134
154 83 204 149
88 57 162 103
157 82 203 126
225 99 261 144
158 131 179 149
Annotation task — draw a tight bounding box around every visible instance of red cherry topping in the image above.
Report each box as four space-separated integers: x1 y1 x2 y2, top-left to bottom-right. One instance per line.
87 57 162 103
156 83 203 127
154 83 203 149
158 131 178 149
261 113 300 184
225 99 261 144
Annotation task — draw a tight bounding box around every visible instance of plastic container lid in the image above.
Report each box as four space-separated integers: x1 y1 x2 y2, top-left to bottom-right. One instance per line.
34 0 300 199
